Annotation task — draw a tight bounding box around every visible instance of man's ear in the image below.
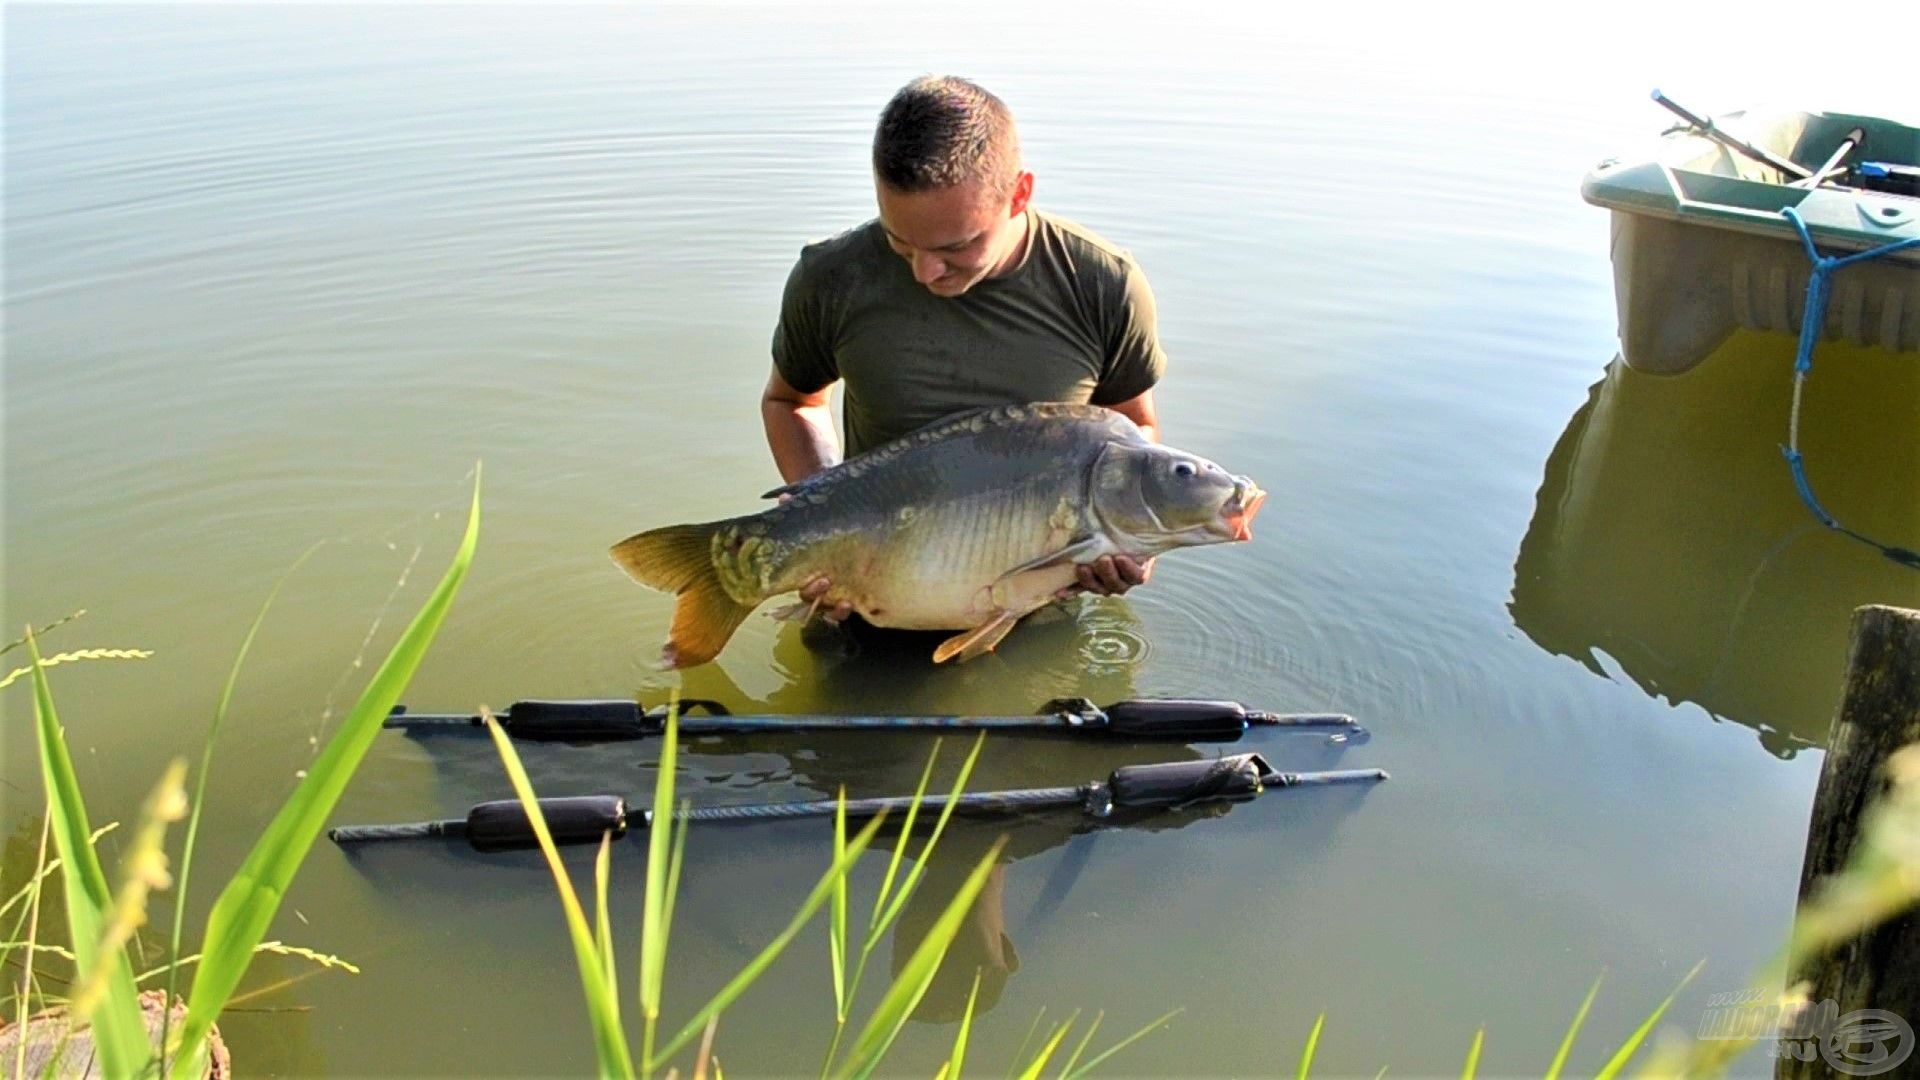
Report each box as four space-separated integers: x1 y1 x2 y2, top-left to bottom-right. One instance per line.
1007 171 1035 216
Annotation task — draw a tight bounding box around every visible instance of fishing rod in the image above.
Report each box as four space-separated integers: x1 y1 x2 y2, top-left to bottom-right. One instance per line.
328 753 1389 852
1650 89 1811 181
382 696 1364 744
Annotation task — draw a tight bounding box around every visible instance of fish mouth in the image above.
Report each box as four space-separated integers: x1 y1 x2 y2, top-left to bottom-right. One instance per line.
1219 480 1266 542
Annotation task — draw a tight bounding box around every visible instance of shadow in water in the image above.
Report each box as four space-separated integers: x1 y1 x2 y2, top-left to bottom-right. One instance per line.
347 599 1371 1025
1510 332 1920 756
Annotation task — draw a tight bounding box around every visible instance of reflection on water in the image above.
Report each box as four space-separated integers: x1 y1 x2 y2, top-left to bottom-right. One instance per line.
1511 332 1920 756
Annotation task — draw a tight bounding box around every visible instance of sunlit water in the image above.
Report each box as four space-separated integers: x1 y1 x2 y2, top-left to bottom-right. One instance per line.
6 4 1918 1076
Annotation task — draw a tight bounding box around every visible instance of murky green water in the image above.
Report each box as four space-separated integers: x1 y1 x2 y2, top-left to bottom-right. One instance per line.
7 4 1917 1076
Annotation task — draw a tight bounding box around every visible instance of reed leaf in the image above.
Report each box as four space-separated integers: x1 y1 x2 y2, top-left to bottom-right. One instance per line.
1593 959 1702 1080
487 712 635 1078
1297 1012 1325 1080
1545 972 1604 1080
1012 1022 1073 1080
1054 1010 1102 1079
836 838 1006 1080
866 734 986 948
1461 1027 1483 1079
1060 1008 1180 1080
596 833 619 1012
642 697 683 1074
650 812 890 1069
830 789 848 1019
868 744 940 933
944 969 981 1080
27 630 153 1076
175 467 481 1075
1006 1008 1048 1080
8 809 53 1080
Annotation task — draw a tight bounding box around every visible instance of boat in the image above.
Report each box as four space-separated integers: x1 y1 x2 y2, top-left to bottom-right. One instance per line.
1581 97 1919 375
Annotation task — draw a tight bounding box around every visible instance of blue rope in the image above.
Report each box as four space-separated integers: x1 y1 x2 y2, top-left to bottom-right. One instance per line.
1777 206 1920 570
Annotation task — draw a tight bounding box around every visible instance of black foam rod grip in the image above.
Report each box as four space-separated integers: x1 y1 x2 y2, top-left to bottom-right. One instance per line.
503 700 650 741
1101 699 1250 740
465 795 628 852
1107 754 1269 808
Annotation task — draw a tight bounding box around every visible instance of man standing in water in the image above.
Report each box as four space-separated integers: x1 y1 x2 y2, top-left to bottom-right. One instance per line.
760 75 1170 621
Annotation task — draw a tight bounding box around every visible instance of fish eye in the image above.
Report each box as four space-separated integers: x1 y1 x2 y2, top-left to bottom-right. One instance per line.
1173 461 1197 479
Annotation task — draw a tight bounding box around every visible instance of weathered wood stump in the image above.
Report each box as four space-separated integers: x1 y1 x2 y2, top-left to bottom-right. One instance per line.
0 991 229 1078
1778 604 1920 1080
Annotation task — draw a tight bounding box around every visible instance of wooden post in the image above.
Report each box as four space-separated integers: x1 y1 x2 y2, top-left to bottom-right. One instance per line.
1779 604 1920 1079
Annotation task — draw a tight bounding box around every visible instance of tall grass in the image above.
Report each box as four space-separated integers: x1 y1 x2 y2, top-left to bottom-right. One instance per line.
7 467 481 1075
487 709 1181 1079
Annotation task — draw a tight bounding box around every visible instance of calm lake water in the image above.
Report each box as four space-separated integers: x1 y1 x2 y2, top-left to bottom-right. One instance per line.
7 4 1918 1076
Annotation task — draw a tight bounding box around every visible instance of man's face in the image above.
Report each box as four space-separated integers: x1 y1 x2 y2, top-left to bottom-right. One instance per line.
875 172 1034 298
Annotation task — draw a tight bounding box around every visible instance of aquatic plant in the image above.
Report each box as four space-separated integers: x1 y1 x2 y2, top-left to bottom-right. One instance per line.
3 468 481 1076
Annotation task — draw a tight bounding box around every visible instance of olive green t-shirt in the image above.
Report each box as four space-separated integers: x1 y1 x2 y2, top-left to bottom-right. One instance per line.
771 210 1168 456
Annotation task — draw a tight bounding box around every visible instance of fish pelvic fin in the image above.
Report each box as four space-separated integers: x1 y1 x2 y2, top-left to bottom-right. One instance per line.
610 523 757 668
933 610 1023 664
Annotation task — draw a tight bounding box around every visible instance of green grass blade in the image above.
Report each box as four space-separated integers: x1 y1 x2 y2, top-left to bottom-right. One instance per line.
1007 1008 1048 1080
830 789 848 1020
652 812 890 1069
1053 1011 1101 1080
1594 960 1703 1080
868 743 939 933
641 699 680 1028
162 540 321 1075
865 734 986 948
1297 1012 1325 1080
1062 1009 1181 1080
596 832 618 1002
1461 1027 1483 1080
27 631 152 1076
944 969 982 1080
9 807 53 1080
1013 1023 1073 1080
1545 972 1604 1080
837 839 1006 1080
176 468 481 1073
487 714 635 1078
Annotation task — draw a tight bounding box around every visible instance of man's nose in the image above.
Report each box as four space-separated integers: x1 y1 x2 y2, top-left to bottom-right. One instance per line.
911 251 946 284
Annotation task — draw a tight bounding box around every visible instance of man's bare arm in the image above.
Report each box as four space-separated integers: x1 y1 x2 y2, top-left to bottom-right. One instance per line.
1105 389 1161 444
761 367 842 485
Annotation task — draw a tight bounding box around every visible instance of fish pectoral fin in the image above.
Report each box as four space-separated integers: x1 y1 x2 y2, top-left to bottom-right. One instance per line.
765 598 816 622
995 536 1103 580
933 610 1023 664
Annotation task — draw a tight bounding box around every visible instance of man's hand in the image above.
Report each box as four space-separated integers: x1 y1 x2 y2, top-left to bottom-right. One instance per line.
798 575 855 624
1059 555 1154 599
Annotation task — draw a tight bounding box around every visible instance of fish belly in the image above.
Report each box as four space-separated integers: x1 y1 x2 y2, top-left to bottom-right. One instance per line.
844 499 1110 630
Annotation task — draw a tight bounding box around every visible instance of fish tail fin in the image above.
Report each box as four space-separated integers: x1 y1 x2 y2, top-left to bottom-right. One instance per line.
610 523 756 668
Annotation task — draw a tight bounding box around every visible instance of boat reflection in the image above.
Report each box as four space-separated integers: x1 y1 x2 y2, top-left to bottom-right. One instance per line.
1509 331 1919 757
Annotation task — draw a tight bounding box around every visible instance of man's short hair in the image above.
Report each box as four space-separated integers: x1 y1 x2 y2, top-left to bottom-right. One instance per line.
872 76 1020 196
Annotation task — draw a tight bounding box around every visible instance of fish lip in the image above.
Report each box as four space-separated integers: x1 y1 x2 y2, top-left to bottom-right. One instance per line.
1219 481 1266 542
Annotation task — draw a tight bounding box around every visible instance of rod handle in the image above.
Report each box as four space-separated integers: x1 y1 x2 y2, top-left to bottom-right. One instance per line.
1099 699 1256 740
465 795 631 852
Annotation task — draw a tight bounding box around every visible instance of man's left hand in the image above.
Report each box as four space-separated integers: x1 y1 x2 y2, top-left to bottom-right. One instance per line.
1060 555 1153 598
